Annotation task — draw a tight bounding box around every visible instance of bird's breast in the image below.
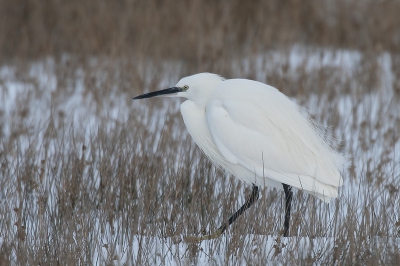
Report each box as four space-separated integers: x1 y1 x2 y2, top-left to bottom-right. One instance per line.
180 101 229 168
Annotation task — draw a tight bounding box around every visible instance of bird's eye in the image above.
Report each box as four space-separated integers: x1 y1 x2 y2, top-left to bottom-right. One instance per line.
182 85 189 91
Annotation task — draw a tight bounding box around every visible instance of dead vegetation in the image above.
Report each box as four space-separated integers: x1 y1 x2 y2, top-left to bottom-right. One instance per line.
0 0 400 265
2 0 400 63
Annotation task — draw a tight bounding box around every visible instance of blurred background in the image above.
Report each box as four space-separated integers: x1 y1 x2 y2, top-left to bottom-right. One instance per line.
2 0 400 64
1 0 400 265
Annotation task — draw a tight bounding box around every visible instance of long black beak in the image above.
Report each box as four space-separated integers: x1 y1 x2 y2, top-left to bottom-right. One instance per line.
133 87 182 100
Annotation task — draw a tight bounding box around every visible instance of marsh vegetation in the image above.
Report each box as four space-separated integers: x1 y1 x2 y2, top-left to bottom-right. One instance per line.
1 0 400 265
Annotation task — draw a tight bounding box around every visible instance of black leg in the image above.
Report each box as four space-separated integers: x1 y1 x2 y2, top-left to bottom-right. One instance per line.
218 184 259 234
282 183 292 237
184 184 259 242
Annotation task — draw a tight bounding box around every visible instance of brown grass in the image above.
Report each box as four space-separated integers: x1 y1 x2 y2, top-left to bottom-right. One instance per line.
1 0 400 265
2 0 400 63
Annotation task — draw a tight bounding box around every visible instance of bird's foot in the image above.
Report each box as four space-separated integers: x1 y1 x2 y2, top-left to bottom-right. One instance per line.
183 228 224 243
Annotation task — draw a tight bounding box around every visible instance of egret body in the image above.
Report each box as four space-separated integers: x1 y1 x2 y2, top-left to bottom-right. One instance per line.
133 73 346 240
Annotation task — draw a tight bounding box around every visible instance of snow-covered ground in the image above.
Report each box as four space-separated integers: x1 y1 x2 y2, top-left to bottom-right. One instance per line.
1 46 399 264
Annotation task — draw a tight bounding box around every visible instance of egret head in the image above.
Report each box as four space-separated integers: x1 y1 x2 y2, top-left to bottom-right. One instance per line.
133 73 224 106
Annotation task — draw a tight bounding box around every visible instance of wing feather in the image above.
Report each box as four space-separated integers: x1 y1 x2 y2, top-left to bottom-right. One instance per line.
205 79 344 197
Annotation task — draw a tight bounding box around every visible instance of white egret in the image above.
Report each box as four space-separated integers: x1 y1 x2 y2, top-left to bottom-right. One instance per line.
133 73 346 241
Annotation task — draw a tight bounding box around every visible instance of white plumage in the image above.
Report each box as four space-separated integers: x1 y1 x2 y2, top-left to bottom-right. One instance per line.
177 73 346 202
135 73 347 203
